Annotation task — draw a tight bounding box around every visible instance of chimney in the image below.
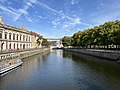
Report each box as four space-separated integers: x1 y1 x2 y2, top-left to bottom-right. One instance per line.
0 16 4 24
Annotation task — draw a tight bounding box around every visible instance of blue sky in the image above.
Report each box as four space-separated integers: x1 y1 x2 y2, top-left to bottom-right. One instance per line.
0 0 120 38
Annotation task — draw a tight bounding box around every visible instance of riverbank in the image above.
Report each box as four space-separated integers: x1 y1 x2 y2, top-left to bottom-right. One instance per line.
63 48 120 61
0 47 50 61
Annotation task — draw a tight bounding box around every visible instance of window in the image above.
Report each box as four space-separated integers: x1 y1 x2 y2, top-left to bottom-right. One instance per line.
9 43 11 49
23 35 25 41
20 44 22 49
26 44 28 48
17 34 18 40
14 43 15 49
29 36 30 41
26 35 28 41
9 33 12 40
13 33 15 40
17 44 18 49
23 44 25 49
0 29 2 39
20 34 22 41
5 32 7 39
0 33 2 39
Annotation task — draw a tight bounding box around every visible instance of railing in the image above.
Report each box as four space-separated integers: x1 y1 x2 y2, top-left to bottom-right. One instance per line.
62 46 120 53
0 47 48 54
0 47 50 61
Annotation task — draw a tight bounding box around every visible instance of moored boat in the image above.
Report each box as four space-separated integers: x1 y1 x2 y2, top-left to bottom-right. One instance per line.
0 58 23 75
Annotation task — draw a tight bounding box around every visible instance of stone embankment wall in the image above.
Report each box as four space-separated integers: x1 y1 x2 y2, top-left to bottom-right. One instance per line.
19 48 50 59
63 48 120 61
0 48 50 61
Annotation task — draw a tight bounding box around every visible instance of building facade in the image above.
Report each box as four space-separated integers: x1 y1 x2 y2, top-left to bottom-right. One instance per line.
47 38 63 48
0 16 40 51
30 31 41 48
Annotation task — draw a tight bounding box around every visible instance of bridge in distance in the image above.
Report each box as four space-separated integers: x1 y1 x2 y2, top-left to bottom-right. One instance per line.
46 38 63 49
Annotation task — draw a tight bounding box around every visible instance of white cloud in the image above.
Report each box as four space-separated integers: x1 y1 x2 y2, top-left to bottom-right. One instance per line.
52 20 60 26
71 0 75 4
64 24 68 28
14 0 38 21
27 2 32 7
88 0 120 25
0 0 39 21
65 29 70 32
25 16 36 23
29 0 37 4
38 2 60 14
27 18 33 22
37 2 73 21
38 15 47 19
90 1 120 25
0 0 92 33
0 5 18 16
71 0 79 5
100 3 105 7
18 9 29 15
71 17 81 25
53 25 57 28
0 0 7 4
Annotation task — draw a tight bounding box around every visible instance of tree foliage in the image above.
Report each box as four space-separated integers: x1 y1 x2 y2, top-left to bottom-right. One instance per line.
37 36 50 47
36 36 43 46
68 20 120 49
42 38 50 46
62 36 72 47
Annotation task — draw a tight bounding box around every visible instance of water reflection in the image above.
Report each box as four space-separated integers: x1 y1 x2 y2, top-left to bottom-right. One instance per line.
0 50 120 90
0 51 50 90
63 51 120 90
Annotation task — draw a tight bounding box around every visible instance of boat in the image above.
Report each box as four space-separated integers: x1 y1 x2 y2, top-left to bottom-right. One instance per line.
0 58 23 75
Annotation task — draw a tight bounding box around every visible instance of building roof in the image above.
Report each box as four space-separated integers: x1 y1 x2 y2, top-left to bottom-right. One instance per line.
30 31 41 37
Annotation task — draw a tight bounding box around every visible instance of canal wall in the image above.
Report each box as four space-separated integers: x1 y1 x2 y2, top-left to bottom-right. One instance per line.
63 48 120 61
0 48 50 61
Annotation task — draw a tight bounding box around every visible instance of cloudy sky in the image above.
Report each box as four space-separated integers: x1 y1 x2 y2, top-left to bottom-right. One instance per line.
0 0 120 38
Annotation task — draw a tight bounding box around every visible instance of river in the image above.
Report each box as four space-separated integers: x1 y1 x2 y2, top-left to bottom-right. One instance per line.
1 50 120 90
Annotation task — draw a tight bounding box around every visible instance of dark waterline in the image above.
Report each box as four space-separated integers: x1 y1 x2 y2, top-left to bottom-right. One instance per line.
0 50 120 90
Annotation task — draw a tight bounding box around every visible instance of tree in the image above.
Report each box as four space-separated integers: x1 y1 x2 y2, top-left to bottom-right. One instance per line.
71 20 120 49
42 39 50 47
36 36 43 46
62 36 72 47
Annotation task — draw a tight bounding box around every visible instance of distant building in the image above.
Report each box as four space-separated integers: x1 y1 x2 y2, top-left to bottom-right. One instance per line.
0 16 41 51
47 38 63 49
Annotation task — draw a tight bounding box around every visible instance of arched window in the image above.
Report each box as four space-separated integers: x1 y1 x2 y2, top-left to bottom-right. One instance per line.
9 43 11 49
23 44 25 49
9 33 12 40
26 44 28 48
5 32 7 39
17 34 19 40
20 34 22 41
0 29 2 39
17 44 18 49
23 35 25 41
14 43 15 49
13 33 15 40
20 44 22 49
26 35 28 41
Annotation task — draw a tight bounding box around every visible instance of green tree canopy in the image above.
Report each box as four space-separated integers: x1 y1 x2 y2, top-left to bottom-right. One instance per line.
62 36 72 47
71 20 120 49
